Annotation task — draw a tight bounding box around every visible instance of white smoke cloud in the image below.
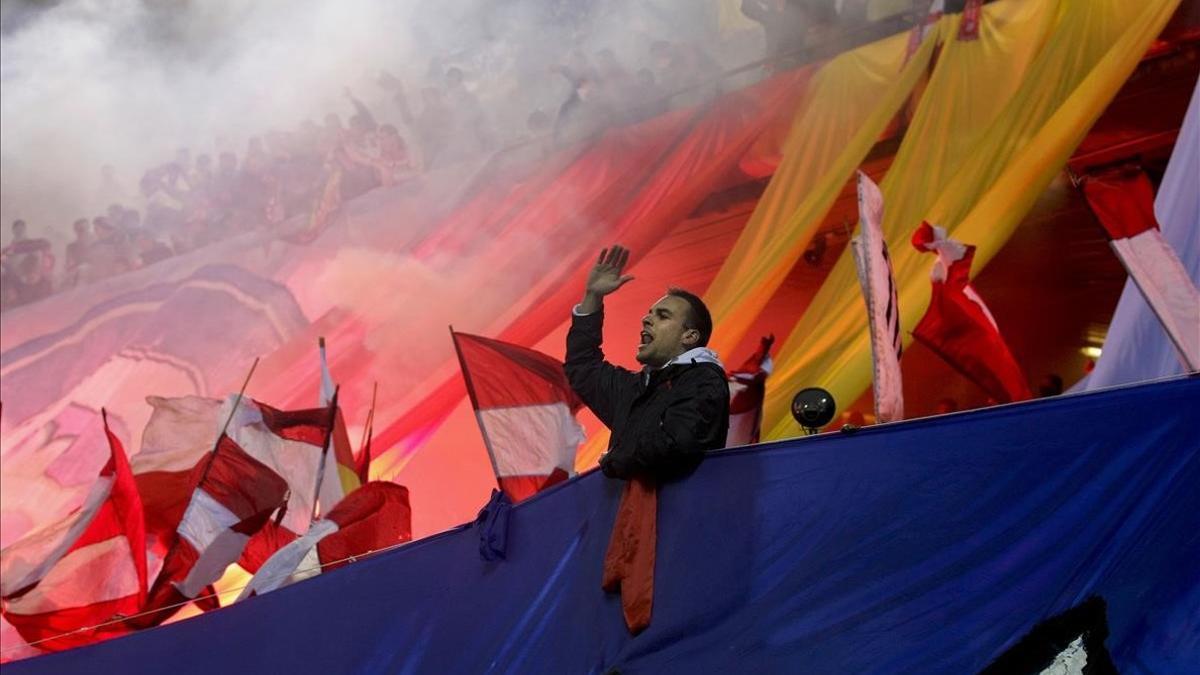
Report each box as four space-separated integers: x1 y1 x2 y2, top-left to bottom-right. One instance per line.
1 0 738 248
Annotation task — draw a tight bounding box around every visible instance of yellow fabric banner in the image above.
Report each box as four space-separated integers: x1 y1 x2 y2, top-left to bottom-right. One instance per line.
705 25 939 360
762 0 1182 440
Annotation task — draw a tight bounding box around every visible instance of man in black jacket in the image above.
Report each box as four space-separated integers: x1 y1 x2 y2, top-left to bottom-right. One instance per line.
565 245 730 481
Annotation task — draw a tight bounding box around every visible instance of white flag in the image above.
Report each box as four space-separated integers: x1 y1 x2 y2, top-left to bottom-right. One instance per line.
850 171 904 422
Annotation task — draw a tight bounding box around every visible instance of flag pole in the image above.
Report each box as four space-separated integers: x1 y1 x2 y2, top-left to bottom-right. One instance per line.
309 385 340 523
358 381 377 456
196 357 260 488
356 381 378 482
448 326 503 482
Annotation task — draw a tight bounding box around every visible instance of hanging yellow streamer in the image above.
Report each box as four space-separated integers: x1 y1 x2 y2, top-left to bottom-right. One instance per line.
705 24 939 360
762 0 1182 440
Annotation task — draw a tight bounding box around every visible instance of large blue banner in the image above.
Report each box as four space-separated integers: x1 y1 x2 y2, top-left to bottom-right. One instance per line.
10 377 1198 673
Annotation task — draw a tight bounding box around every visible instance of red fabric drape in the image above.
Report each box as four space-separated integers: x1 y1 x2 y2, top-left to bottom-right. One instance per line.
1081 167 1159 240
602 477 658 634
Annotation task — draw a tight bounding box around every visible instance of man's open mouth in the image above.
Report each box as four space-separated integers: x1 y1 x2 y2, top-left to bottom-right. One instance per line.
639 331 653 347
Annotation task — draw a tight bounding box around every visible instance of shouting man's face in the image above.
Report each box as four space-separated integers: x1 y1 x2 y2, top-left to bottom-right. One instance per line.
636 295 699 367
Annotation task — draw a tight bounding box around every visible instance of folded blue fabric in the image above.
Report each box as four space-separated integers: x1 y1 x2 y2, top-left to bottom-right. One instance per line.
475 488 512 561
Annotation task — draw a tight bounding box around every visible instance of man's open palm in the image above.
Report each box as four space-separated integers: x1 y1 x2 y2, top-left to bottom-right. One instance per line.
586 245 634 297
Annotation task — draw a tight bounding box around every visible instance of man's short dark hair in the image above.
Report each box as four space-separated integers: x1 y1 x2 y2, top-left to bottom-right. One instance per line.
667 287 713 347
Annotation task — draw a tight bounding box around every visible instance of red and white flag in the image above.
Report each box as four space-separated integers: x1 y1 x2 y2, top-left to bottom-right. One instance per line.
1082 168 1200 372
221 395 339 573
131 394 342 578
135 431 289 626
850 171 904 423
726 335 774 447
911 222 1032 403
237 481 411 600
133 395 224 559
1 412 147 652
452 331 585 502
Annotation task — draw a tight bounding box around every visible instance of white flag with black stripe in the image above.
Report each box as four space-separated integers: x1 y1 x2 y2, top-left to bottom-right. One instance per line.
850 171 904 422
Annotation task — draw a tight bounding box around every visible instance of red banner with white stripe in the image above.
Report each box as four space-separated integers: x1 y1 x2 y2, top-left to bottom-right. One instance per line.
1082 168 1200 372
452 331 585 502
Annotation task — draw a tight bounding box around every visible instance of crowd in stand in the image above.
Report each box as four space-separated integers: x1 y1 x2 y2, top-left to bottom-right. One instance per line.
1 0 888 312
0 90 429 311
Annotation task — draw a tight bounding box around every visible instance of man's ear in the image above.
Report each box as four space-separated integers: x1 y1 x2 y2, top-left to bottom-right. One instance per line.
682 328 700 348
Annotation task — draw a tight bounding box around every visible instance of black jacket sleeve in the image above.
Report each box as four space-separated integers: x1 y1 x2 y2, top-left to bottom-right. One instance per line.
601 366 730 482
564 309 639 430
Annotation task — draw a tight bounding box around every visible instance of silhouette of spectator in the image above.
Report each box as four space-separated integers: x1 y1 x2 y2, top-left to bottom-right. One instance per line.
64 218 94 287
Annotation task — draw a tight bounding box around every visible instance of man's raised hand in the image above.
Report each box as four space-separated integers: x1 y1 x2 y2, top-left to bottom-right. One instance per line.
580 245 633 313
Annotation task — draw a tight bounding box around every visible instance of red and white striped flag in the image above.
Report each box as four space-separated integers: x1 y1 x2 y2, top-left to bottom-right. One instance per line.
452 331 585 502
911 222 1032 403
135 431 289 627
236 481 411 600
850 171 904 423
1 412 147 652
221 395 339 573
1082 168 1200 372
130 394 343 579
726 335 774 447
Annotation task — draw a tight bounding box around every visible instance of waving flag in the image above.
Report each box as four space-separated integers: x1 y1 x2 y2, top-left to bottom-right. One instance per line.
1081 167 1200 372
726 335 774 447
850 171 904 423
1 412 146 652
911 222 1032 403
452 331 584 502
132 396 223 558
135 430 288 627
237 482 411 600
220 396 339 573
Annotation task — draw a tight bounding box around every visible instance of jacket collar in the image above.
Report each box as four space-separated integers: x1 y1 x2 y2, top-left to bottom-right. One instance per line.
642 347 724 385
663 347 723 369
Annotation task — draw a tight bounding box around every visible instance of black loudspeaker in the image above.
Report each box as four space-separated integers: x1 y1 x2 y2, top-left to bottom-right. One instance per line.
791 387 836 435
